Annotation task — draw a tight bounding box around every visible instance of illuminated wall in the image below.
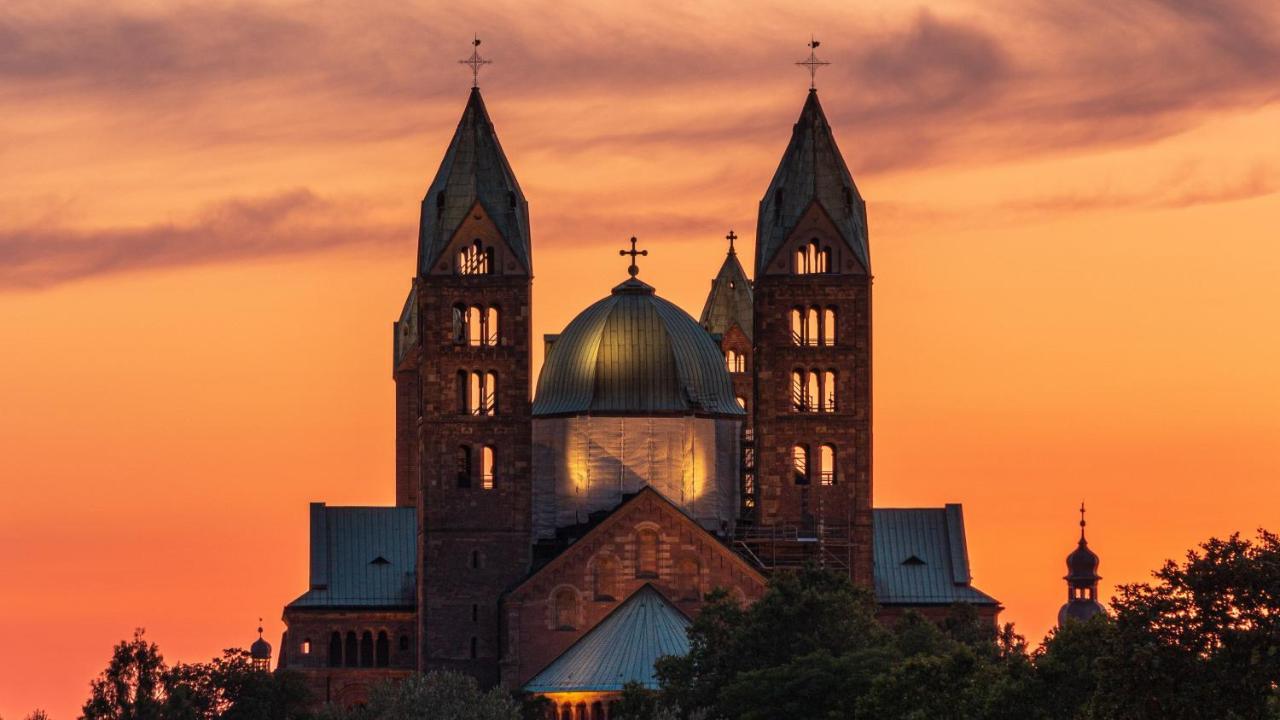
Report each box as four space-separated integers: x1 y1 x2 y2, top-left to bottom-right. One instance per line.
531 415 740 538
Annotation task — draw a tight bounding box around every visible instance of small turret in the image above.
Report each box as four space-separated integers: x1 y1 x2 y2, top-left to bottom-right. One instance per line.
249 620 272 671
1058 504 1106 625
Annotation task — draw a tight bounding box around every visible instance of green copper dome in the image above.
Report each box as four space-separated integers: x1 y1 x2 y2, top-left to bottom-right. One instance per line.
533 278 745 417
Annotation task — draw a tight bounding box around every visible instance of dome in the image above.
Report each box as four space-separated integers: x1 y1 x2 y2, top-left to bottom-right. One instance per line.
1066 539 1100 582
1058 598 1106 625
533 278 746 417
250 631 272 660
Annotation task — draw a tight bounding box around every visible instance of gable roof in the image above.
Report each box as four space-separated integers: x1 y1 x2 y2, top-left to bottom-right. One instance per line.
755 90 869 275
523 585 690 693
417 87 531 275
699 249 753 341
873 505 999 606
287 503 417 609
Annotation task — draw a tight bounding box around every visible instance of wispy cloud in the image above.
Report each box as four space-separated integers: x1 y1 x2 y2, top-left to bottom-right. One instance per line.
0 190 409 290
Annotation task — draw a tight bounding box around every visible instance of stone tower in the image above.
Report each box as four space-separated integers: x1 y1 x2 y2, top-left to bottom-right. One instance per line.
746 88 873 586
395 87 533 684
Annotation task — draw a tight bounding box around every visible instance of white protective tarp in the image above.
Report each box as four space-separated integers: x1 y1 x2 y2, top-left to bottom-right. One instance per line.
532 416 740 539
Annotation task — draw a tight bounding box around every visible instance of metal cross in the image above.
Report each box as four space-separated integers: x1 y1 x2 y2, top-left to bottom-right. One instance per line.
459 35 492 88
726 229 737 254
619 236 647 278
1079 501 1087 536
796 37 830 90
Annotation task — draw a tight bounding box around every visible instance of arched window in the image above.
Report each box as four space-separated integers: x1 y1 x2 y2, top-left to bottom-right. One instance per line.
301 638 311 655
359 631 374 667
678 557 701 601
636 529 659 578
468 306 483 346
375 631 389 667
467 371 497 415
806 306 820 347
822 370 837 412
469 636 478 659
576 703 587 720
591 702 606 720
485 306 500 346
593 555 619 601
791 369 809 412
452 304 468 344
344 631 358 667
795 247 808 274
553 587 579 630
329 632 342 667
459 239 491 275
823 307 837 346
456 446 472 488
790 308 804 345
792 444 810 485
736 396 747 410
560 704 573 720
807 370 820 412
481 445 495 490
819 444 836 486
726 349 743 373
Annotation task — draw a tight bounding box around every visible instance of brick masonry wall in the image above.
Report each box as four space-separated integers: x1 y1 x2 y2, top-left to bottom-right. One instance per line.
280 608 417 706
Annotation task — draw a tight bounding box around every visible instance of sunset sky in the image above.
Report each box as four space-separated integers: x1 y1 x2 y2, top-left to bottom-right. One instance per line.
2 0 1279 716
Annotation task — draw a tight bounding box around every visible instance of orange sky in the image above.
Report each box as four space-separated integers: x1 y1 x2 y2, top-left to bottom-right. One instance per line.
2 1 1280 717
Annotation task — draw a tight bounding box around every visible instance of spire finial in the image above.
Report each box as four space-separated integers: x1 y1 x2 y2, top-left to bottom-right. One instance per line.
459 35 492 89
257 617 264 637
1079 502 1087 540
796 36 830 91
619 236 648 278
726 229 737 255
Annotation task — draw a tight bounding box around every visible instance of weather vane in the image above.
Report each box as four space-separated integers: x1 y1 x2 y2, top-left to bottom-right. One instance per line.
796 37 829 90
459 35 492 88
726 229 737 255
620 236 648 278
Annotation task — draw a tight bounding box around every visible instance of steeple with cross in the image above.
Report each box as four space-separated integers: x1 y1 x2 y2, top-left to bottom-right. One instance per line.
726 229 738 255
619 236 648 278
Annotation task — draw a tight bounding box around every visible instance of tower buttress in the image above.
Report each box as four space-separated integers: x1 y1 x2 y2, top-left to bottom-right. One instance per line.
749 88 873 586
405 86 533 685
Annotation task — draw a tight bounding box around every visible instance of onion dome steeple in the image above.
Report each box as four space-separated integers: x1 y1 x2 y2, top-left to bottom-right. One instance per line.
1058 504 1106 626
755 88 869 276
699 230 754 340
249 619 272 671
416 86 531 276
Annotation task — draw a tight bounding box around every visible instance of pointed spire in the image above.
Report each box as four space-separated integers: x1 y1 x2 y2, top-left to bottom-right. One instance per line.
700 230 754 339
755 89 869 276
417 88 531 276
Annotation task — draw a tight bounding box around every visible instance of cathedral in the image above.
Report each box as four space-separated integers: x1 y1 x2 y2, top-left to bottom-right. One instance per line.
275 57 1001 714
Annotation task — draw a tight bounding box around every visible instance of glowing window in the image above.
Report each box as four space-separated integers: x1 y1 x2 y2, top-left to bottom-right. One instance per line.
481 445 495 490
819 444 836 486
823 307 837 346
792 444 810 485
458 239 491 275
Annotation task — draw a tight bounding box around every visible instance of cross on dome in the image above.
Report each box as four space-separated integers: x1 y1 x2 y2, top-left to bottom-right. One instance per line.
726 229 738 255
459 35 492 88
619 236 648 278
796 37 830 90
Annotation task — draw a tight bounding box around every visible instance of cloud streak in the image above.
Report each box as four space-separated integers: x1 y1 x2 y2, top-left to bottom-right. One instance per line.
0 190 409 290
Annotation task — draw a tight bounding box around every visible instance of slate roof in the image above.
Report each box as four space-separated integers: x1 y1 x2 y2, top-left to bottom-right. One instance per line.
523 585 691 693
755 90 869 275
699 248 754 341
417 88 531 275
532 278 746 417
873 505 999 606
287 503 417 609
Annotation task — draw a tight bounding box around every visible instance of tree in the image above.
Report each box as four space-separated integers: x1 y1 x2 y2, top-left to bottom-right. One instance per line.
25 711 52 720
1090 530 1280 720
1033 614 1116 720
344 672 518 720
82 629 167 720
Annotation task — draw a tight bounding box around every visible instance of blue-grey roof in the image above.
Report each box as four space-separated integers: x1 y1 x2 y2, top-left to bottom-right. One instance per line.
755 90 869 275
532 278 746 417
523 585 690 693
287 503 417 609
699 248 753 341
873 505 999 606
417 88 531 275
